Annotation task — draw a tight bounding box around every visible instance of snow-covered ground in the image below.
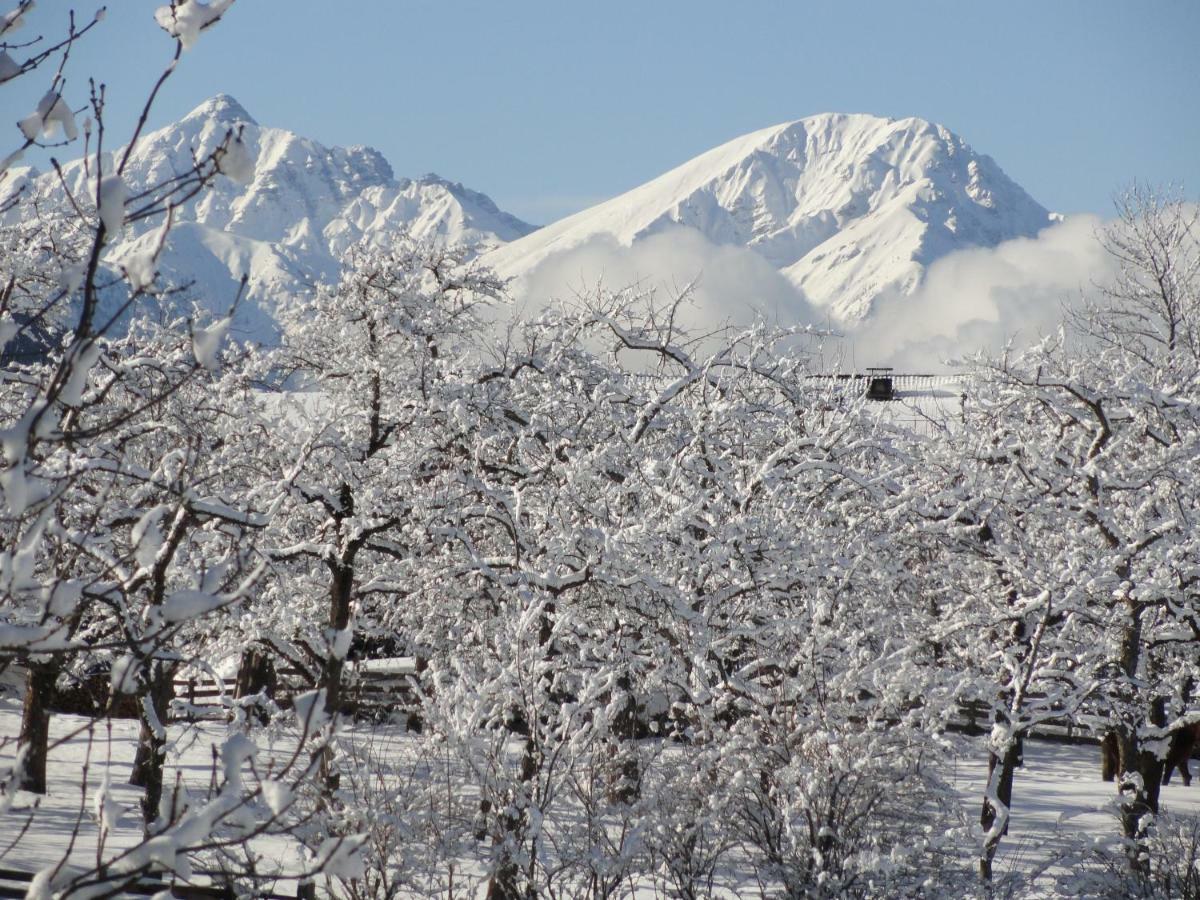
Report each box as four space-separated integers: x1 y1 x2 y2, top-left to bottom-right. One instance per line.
0 699 311 879
2 699 1198 896
949 737 1200 884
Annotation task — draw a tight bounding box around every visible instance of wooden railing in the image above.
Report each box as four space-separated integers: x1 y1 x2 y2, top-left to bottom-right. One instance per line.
172 658 421 724
0 867 315 900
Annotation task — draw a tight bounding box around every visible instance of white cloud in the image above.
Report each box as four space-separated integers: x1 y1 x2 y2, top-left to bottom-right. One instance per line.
505 217 1118 373
510 225 824 335
849 216 1115 370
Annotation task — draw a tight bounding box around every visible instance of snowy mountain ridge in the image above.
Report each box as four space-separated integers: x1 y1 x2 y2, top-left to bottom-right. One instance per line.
484 112 1053 321
3 102 1053 337
2 94 536 340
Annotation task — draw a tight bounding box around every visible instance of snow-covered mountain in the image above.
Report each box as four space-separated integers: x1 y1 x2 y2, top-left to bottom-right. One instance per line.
3 94 536 341
485 113 1053 322
4 104 1054 338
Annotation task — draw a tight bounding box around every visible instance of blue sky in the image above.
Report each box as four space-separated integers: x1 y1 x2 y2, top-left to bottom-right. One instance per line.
9 0 1199 224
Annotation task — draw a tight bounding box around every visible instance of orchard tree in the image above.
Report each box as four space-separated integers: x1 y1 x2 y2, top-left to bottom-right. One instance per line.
72 318 276 828
400 283 970 896
1 3 340 894
408 291 671 898
1050 189 1200 867
896 366 1108 881
921 187 1200 876
2 0 249 785
263 239 504 727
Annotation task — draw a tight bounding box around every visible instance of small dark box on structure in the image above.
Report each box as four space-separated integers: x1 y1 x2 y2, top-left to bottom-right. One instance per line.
865 367 894 401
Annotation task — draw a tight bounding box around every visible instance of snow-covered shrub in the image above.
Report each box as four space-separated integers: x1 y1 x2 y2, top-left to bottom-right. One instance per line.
1058 809 1200 899
722 717 970 898
642 747 740 899
544 740 666 897
298 735 482 900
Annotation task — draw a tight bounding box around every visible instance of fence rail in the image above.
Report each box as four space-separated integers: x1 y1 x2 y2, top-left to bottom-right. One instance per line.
172 657 421 723
0 867 315 900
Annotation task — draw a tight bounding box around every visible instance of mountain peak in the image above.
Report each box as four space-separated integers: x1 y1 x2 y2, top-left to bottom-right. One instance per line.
183 93 257 126
485 111 1051 322
2 94 537 343
397 172 455 190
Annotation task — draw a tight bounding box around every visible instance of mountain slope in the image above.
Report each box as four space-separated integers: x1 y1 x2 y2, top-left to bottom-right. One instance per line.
485 113 1052 321
4 94 536 341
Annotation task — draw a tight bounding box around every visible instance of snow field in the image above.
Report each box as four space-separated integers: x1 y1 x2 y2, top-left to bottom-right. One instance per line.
4 699 1199 897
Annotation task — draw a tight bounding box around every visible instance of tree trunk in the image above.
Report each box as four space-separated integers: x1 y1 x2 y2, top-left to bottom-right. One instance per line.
1101 732 1119 781
485 602 558 899
486 860 527 900
17 660 59 794
608 672 641 804
316 560 353 794
234 647 277 725
1139 695 1167 815
1116 697 1167 873
979 735 1022 881
1116 729 1152 873
1111 608 1159 873
321 562 354 721
129 660 175 831
485 738 538 900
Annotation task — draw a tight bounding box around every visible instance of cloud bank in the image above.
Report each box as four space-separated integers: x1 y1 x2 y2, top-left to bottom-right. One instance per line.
507 217 1116 372
850 216 1115 370
510 226 825 334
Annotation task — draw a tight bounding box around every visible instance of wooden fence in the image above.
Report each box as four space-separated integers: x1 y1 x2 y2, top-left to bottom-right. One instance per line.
172 657 421 724
0 867 315 900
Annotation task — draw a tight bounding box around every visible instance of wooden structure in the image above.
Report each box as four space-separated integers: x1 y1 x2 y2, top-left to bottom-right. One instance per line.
807 370 967 402
0 867 315 900
172 656 421 724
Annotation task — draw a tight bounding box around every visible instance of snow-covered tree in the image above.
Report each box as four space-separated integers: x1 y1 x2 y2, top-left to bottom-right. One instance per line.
915 187 1200 876
1 0 251 798
1046 189 1200 866
894 364 1110 879
0 3 336 893
261 239 503 739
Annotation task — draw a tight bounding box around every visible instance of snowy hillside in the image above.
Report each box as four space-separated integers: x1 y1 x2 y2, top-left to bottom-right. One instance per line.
2 95 536 341
485 113 1053 321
